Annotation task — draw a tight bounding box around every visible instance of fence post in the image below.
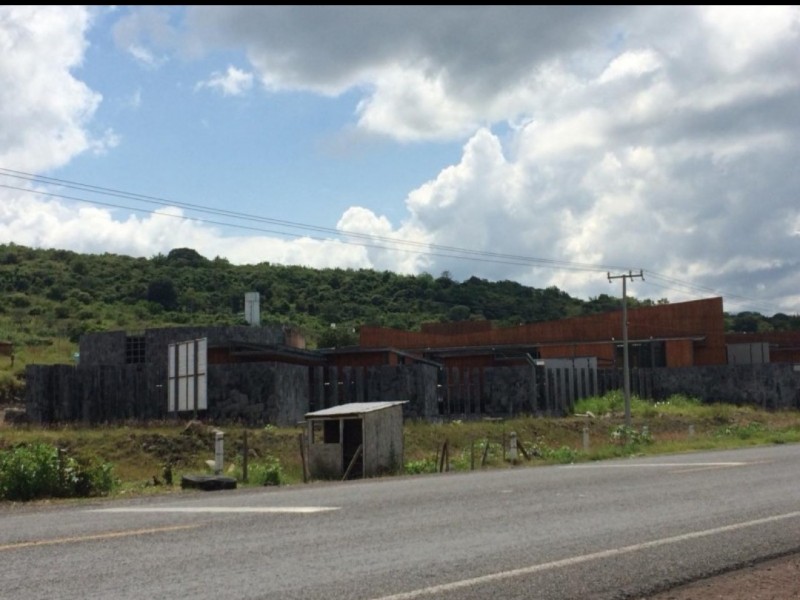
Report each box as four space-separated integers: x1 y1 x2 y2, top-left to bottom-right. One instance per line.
470 439 475 470
481 437 490 467
298 432 308 483
242 430 249 483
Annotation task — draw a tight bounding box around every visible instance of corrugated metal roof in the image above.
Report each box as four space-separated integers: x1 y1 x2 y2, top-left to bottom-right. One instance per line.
305 401 407 419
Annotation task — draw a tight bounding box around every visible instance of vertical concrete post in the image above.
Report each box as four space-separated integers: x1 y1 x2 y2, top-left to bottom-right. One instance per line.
214 430 224 475
688 424 695 438
509 431 518 464
582 426 590 451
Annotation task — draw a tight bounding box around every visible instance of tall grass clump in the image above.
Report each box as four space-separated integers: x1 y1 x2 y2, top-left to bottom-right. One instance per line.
574 390 652 416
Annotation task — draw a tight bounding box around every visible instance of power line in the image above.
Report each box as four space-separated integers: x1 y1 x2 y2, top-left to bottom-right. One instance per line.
0 168 634 273
0 167 793 315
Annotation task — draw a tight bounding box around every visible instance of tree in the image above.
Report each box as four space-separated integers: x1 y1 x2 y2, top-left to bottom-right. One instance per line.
146 278 178 311
165 248 208 268
316 325 358 349
447 305 471 322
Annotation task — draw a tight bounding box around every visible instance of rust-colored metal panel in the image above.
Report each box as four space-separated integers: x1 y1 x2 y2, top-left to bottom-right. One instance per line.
284 329 307 349
360 297 727 366
421 321 493 335
665 339 694 367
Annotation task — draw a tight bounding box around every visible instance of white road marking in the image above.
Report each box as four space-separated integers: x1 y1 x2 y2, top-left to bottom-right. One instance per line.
371 511 800 600
87 506 340 514
561 462 748 468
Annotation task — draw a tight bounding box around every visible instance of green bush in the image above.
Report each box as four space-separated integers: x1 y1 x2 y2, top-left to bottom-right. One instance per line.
247 457 284 486
0 443 118 501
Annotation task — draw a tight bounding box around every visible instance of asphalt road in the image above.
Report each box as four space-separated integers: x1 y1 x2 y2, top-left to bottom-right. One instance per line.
2 444 800 600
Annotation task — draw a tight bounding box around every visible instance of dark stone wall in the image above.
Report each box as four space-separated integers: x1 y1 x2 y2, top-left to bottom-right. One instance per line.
79 325 288 368
25 361 308 426
309 364 439 419
26 360 800 426
207 362 309 426
650 364 800 409
79 331 127 366
599 364 800 410
446 364 594 419
25 364 159 423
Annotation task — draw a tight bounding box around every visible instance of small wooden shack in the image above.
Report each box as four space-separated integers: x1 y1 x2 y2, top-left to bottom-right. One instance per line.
305 401 407 480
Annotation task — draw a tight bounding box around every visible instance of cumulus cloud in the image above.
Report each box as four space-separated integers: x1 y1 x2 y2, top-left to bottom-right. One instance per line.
0 6 105 172
0 187 376 272
183 5 631 141
298 5 798 312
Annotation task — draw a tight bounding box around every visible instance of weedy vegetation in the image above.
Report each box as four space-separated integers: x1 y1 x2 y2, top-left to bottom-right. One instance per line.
2 391 800 503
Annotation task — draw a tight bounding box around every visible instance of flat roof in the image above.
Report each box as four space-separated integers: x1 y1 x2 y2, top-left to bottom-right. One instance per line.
305 401 407 419
320 346 442 368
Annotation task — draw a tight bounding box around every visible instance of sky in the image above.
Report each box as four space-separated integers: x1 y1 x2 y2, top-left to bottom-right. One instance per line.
0 5 798 316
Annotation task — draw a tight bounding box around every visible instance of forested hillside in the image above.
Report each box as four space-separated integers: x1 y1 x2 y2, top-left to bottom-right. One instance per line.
0 242 797 381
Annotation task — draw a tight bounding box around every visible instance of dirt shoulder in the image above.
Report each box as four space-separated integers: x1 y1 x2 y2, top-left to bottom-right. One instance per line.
642 551 800 599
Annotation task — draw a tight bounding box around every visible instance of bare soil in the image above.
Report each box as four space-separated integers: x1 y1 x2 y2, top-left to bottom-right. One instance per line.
642 551 800 599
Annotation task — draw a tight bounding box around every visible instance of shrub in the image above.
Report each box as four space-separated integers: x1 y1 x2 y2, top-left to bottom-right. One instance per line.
0 443 118 501
245 457 284 486
715 422 765 440
542 445 579 464
0 371 24 404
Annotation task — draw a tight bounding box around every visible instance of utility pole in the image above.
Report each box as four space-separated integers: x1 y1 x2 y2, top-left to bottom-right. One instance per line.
607 270 644 428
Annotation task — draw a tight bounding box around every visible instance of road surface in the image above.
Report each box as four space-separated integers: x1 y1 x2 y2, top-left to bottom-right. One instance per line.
2 445 799 599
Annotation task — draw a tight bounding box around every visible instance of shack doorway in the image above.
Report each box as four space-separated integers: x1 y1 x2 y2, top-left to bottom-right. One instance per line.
342 418 363 479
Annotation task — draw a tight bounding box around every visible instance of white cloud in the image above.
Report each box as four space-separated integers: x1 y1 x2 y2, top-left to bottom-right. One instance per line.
0 6 105 172
355 66 479 141
598 49 662 83
700 5 800 72
196 65 254 96
0 187 376 272
1 5 799 316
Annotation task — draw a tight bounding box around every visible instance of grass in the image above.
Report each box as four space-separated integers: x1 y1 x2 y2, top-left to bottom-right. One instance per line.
2 392 800 502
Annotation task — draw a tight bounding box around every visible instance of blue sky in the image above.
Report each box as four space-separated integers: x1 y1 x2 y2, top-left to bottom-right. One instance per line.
0 6 799 315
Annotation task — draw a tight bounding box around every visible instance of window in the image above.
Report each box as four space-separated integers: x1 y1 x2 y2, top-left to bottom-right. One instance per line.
125 336 146 364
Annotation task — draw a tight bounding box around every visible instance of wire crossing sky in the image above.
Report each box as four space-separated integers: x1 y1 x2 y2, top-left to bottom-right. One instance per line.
0 6 798 315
